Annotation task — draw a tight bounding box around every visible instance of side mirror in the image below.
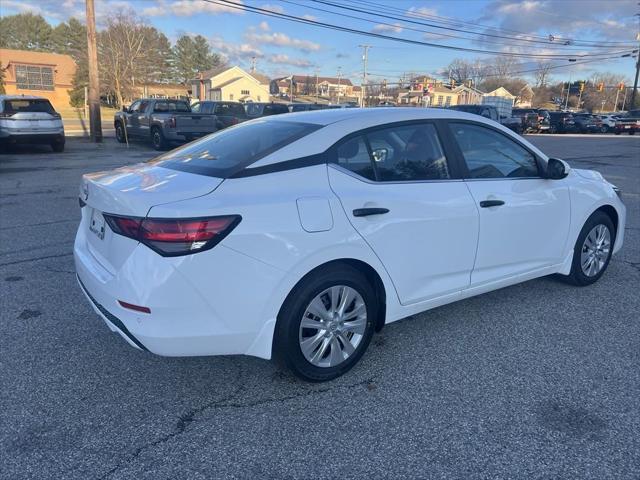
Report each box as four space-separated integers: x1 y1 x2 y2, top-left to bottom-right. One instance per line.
372 147 389 163
546 157 570 179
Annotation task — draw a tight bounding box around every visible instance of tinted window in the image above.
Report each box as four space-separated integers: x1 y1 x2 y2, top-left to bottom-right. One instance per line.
138 101 149 113
334 123 450 182
245 104 262 116
214 103 246 116
153 100 190 112
149 120 321 177
129 101 141 113
263 104 288 115
451 123 539 179
3 99 55 114
336 136 376 180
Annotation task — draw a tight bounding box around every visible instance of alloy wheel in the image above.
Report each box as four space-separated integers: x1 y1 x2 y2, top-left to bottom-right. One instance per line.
580 224 611 277
298 285 367 368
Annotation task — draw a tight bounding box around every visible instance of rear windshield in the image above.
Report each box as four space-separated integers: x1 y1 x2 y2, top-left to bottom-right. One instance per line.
149 120 322 177
3 99 56 114
153 100 190 112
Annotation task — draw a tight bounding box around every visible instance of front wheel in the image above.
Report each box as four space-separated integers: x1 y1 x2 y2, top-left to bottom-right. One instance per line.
600 125 609 133
274 265 377 382
115 122 126 143
562 211 615 286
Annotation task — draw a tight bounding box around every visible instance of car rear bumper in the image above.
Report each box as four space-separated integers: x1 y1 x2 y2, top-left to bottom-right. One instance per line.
74 223 284 358
0 132 64 144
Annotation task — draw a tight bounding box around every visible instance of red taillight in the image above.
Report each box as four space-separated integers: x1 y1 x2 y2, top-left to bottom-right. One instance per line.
103 214 241 257
167 116 176 128
118 300 151 314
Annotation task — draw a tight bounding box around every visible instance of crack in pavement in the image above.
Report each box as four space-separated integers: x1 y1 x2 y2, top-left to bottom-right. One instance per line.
0 252 73 267
98 369 375 480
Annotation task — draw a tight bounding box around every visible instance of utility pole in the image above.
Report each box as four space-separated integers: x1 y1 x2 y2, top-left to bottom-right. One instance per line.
250 56 256 74
564 74 572 111
359 45 371 108
290 74 294 103
632 53 639 109
614 87 620 112
336 66 342 103
315 68 319 103
85 0 102 142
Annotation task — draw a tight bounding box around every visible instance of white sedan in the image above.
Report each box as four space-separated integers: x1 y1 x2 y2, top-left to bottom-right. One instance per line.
75 108 625 382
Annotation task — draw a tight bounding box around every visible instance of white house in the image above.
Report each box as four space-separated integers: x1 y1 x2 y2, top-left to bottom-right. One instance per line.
192 66 270 103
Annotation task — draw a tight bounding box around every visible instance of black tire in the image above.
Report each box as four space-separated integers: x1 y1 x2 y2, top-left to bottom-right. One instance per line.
273 264 377 382
615 130 621 135
629 131 635 136
51 141 65 153
600 125 609 133
561 211 615 286
151 126 167 150
115 122 126 143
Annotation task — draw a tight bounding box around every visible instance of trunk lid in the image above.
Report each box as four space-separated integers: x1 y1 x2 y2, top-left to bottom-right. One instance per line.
80 163 223 272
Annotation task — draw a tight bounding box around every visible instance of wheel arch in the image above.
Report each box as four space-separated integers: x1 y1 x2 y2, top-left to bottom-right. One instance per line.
594 204 619 240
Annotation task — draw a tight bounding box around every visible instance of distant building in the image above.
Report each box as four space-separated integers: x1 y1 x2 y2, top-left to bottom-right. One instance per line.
135 83 189 100
192 66 270 102
453 84 485 105
271 75 354 97
0 48 76 110
397 81 459 107
484 87 516 103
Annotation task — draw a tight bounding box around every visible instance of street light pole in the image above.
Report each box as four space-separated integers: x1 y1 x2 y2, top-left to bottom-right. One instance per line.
85 0 102 142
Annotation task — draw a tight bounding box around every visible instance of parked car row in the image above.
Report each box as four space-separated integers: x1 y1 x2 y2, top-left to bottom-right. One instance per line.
0 95 66 152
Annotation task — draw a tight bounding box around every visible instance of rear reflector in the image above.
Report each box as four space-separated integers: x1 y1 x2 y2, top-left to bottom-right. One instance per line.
118 300 151 314
103 214 241 257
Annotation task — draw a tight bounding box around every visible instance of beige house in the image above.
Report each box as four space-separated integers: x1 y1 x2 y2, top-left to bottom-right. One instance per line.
192 66 270 103
484 87 516 103
397 85 459 107
453 84 485 105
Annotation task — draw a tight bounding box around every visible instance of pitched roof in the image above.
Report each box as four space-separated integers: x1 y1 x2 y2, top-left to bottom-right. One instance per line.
290 75 353 86
211 77 243 89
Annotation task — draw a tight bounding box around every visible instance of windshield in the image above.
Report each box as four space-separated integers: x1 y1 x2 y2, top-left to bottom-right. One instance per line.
148 120 322 177
153 100 190 112
3 99 56 115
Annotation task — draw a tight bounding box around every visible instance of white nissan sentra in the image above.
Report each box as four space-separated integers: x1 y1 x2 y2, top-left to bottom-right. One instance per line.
75 108 625 381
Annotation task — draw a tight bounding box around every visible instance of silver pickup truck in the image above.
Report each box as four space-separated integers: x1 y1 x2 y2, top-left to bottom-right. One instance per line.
114 98 217 150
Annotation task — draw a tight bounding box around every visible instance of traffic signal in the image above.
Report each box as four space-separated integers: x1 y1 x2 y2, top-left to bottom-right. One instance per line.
618 82 625 91
597 82 604 92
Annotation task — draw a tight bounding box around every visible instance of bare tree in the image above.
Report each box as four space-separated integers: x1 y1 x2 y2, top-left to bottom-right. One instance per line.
489 56 520 79
534 61 553 88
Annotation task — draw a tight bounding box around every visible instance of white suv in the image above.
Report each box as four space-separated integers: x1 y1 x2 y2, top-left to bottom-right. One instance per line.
0 95 65 152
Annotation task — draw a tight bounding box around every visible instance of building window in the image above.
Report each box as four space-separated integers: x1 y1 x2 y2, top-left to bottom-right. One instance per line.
241 90 250 95
444 96 452 107
257 95 261 101
437 95 444 106
229 94 234 100
15 64 55 91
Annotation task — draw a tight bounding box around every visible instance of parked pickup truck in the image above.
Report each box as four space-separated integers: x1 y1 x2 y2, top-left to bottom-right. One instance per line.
614 110 640 135
114 98 217 150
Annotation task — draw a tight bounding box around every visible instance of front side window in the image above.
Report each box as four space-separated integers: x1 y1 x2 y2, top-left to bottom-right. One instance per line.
450 123 539 179
333 123 450 182
15 65 54 91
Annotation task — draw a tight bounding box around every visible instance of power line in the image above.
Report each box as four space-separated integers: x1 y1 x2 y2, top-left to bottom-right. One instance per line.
280 0 625 52
205 0 637 60
312 0 637 49
346 0 638 47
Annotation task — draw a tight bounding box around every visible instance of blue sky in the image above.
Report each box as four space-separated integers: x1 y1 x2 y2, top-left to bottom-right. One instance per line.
3 0 639 84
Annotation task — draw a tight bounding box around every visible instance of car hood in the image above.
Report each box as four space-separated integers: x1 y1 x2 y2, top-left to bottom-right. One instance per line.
573 168 606 182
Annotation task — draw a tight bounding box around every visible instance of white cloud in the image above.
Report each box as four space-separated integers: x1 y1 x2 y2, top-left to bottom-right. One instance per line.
268 54 313 67
372 23 404 34
143 0 244 17
210 35 263 64
407 6 438 18
245 31 321 52
301 14 318 21
258 21 270 31
260 4 284 14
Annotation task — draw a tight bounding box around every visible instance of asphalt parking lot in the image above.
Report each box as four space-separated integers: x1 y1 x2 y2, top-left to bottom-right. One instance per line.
1 134 639 479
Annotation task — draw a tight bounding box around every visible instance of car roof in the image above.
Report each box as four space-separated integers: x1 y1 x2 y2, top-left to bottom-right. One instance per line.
0 94 50 100
266 107 500 126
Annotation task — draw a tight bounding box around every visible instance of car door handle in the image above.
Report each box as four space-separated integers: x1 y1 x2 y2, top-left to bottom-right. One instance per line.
352 207 390 217
479 200 505 208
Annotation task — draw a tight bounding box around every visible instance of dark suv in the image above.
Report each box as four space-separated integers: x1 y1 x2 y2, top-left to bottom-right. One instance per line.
512 108 541 133
245 102 289 119
448 104 500 122
548 111 576 134
191 101 248 130
573 113 601 134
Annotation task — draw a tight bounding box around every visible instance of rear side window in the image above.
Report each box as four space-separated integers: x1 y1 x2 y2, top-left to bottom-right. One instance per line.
3 99 55 114
333 123 450 182
149 120 322 177
263 104 288 115
450 123 539 179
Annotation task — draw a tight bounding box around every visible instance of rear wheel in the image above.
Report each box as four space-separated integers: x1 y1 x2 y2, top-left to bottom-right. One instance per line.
600 125 609 133
274 265 377 382
562 211 614 286
151 127 167 150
